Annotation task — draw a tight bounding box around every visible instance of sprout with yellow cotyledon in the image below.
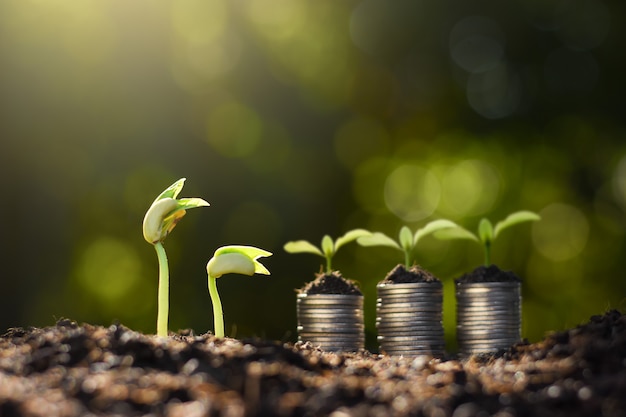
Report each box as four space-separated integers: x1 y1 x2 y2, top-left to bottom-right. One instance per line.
206 245 272 338
143 178 210 337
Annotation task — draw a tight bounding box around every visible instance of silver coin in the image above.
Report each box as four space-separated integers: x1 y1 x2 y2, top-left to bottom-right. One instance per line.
297 293 363 300
376 320 442 327
456 282 520 290
456 298 520 305
457 336 519 344
456 312 520 319
376 307 442 314
378 281 442 289
378 293 443 300
457 333 519 339
377 327 443 334
376 299 442 306
297 310 364 318
298 326 364 333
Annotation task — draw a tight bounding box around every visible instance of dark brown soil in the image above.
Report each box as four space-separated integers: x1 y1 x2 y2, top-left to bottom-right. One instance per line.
380 264 440 284
299 271 362 295
1 310 626 417
455 264 521 284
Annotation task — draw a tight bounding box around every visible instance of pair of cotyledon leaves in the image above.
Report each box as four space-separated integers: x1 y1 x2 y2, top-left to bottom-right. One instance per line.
142 178 271 278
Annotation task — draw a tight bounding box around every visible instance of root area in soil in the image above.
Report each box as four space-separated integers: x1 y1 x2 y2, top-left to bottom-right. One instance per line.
1 311 625 417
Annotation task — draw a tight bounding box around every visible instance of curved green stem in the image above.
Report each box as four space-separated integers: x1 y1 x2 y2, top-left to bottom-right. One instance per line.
326 257 332 275
208 275 224 338
155 242 169 337
404 250 411 269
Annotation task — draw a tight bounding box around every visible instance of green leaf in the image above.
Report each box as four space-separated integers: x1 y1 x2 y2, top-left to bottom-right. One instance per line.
494 211 541 238
321 235 334 258
478 218 494 244
434 226 479 241
335 229 371 252
283 240 324 257
176 197 210 210
154 178 186 203
357 232 401 250
414 219 459 245
399 226 413 252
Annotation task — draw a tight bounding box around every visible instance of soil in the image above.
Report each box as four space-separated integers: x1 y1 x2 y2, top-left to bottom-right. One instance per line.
1 311 625 417
455 264 521 284
299 271 362 295
380 264 439 284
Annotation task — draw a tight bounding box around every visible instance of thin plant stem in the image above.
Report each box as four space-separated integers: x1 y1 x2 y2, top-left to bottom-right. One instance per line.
404 251 411 269
484 242 491 266
326 257 332 275
208 275 225 338
155 242 169 337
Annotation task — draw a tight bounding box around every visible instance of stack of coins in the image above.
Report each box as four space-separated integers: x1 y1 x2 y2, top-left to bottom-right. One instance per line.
296 293 365 352
376 282 445 357
456 282 521 355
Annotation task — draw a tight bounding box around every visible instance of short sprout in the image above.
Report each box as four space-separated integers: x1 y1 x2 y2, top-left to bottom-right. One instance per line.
434 211 540 266
206 245 272 338
283 229 371 274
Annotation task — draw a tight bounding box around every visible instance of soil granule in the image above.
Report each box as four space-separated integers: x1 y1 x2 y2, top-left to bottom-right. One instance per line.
299 271 362 295
380 264 439 284
1 311 626 417
455 264 521 284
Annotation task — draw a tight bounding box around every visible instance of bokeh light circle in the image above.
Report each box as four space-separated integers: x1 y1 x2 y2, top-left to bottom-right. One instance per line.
77 237 142 302
449 16 505 74
532 203 589 261
384 165 440 221
440 159 501 216
206 100 262 158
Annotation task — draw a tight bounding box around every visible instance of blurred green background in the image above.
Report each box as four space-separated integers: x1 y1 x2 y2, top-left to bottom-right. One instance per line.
1 0 625 352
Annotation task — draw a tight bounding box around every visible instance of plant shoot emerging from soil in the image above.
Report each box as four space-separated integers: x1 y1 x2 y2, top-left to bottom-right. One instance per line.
283 229 370 274
357 220 458 268
206 245 272 338
434 211 540 266
143 178 210 337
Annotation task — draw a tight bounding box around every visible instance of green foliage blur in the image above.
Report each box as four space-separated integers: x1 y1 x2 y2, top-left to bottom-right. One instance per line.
1 0 625 351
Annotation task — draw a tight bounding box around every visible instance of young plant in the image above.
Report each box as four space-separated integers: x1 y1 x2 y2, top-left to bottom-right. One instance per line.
143 178 209 337
434 211 540 266
356 220 459 268
206 245 272 338
283 229 371 274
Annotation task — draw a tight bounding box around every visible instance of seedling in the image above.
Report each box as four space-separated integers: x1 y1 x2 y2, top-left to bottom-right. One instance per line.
357 220 458 268
143 178 209 337
434 211 540 266
206 245 272 338
283 229 371 274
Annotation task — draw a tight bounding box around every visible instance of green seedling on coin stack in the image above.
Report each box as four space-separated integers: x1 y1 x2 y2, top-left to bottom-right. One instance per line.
284 229 371 274
356 220 458 268
433 211 540 266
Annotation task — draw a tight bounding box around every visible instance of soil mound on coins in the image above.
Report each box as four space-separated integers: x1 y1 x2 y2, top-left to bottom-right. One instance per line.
381 264 440 284
455 264 521 283
299 271 362 295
